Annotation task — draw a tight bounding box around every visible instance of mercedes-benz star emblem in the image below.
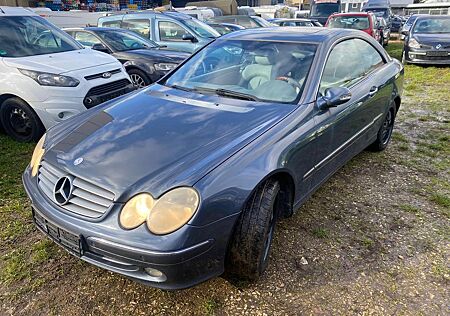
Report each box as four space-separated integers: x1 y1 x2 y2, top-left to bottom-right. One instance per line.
102 72 112 79
435 44 442 50
74 157 83 166
53 176 74 205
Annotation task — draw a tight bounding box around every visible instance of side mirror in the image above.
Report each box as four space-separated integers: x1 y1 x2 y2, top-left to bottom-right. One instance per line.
91 43 110 53
401 29 409 36
182 33 198 43
316 87 352 111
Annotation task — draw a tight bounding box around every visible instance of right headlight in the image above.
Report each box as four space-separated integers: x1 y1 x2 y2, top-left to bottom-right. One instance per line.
119 187 200 235
408 38 421 49
19 69 80 87
30 134 46 177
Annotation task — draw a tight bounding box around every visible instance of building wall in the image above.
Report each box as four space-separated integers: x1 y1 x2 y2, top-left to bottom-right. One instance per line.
0 0 31 6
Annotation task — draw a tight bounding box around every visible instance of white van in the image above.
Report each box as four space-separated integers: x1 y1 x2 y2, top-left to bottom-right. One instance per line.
175 7 215 21
0 7 133 142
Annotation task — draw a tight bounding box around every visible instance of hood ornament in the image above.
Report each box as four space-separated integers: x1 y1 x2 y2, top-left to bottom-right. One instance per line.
74 157 84 166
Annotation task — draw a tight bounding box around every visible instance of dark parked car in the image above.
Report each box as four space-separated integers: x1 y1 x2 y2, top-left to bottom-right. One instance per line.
402 15 450 65
391 15 403 33
269 18 317 27
400 14 420 40
23 28 404 290
208 15 273 28
64 27 190 87
207 22 245 35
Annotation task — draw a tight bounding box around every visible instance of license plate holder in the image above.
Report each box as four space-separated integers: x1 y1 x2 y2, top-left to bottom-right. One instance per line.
426 51 448 57
32 208 83 257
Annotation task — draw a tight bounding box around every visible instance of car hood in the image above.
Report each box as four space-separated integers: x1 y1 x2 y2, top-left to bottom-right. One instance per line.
114 48 190 63
3 48 118 74
44 84 294 201
413 33 450 46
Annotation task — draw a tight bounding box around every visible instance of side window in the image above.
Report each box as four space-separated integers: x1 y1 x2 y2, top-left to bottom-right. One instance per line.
320 39 384 93
159 21 189 41
122 19 151 38
102 21 121 28
74 32 101 48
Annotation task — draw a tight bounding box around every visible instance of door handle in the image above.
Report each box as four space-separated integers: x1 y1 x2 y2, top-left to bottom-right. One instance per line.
368 86 378 97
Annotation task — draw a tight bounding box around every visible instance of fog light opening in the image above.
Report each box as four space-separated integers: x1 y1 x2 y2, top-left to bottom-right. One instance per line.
144 267 166 281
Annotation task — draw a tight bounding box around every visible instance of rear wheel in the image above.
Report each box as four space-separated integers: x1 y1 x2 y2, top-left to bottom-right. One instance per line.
128 68 151 88
0 97 45 142
369 106 396 152
226 179 280 281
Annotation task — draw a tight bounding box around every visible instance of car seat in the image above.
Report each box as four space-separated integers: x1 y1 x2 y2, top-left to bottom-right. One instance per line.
241 49 276 90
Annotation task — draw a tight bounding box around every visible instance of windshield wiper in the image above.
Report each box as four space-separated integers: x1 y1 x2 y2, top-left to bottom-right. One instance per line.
168 84 196 92
214 88 260 101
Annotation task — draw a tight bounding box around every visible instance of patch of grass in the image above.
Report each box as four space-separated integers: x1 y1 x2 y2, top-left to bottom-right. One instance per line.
0 249 31 285
203 298 220 316
361 237 374 249
32 239 58 264
392 131 408 143
385 42 403 61
429 193 450 209
398 143 409 151
399 204 423 219
312 228 329 239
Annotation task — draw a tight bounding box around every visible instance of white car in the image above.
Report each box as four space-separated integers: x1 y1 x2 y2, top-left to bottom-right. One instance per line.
0 7 134 142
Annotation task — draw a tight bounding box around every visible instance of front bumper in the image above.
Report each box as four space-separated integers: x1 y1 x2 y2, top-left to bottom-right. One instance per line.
23 169 238 290
404 48 450 65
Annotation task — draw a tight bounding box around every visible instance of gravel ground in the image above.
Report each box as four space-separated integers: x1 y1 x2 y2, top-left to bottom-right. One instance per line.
1 44 449 315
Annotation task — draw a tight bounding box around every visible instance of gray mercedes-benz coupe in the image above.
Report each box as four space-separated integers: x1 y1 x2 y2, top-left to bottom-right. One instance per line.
23 28 404 289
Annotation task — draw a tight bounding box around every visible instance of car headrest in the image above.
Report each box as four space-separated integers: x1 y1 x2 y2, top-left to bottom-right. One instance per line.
253 49 276 65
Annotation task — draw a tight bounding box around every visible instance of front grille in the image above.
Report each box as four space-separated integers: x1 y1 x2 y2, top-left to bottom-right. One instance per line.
37 161 115 219
84 69 122 81
419 54 450 61
84 79 135 109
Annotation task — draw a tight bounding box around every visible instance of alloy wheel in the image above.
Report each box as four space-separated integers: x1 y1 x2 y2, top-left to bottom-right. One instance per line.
130 74 147 88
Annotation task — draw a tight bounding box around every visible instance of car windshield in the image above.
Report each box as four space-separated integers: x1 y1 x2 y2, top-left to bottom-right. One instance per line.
406 15 418 26
164 39 317 104
369 8 389 19
0 16 82 58
328 16 370 30
182 19 220 38
311 4 340 17
96 30 158 51
413 18 450 34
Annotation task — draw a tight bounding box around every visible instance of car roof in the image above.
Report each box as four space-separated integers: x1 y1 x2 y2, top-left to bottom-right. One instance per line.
0 6 37 16
415 14 450 21
221 27 362 43
64 27 130 32
274 18 312 22
330 12 371 17
102 10 193 21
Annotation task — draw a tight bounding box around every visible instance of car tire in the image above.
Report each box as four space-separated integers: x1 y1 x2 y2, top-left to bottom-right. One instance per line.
0 97 45 142
226 179 280 281
368 105 396 152
128 68 151 88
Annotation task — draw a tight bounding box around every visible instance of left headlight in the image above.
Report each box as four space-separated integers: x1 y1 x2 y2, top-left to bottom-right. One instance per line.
154 63 177 72
19 69 80 87
119 187 200 235
408 38 421 49
30 134 46 177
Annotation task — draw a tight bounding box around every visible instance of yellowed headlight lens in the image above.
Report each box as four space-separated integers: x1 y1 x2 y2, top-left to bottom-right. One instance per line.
147 187 199 235
120 193 154 229
30 134 46 177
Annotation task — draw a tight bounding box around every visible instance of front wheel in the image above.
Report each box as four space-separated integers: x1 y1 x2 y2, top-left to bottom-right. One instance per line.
128 68 151 88
0 97 45 142
368 106 396 152
226 179 280 281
